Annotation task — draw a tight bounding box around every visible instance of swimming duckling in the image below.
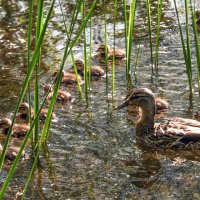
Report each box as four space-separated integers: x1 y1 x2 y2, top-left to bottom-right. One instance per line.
44 84 72 102
94 44 125 63
0 118 29 138
51 69 83 85
0 144 25 161
17 102 57 123
70 59 105 78
115 88 200 150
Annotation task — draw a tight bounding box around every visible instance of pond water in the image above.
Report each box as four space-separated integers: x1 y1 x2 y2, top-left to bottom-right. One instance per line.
1 0 200 199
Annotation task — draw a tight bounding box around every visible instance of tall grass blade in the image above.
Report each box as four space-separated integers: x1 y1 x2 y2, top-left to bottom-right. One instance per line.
173 0 193 94
103 0 109 95
191 0 200 91
146 0 153 70
58 0 83 97
126 0 137 78
123 0 127 61
154 0 162 68
112 0 117 96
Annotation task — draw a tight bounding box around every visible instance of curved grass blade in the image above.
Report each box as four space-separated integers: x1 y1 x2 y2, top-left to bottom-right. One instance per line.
173 0 193 94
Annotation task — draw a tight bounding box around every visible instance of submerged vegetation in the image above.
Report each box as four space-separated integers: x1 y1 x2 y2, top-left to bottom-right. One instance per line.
1 0 200 198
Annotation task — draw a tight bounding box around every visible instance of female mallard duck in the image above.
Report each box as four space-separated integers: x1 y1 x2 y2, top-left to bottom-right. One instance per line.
17 102 57 123
44 84 72 102
0 144 25 161
51 69 83 85
94 44 125 63
70 59 105 78
0 118 30 138
115 88 200 150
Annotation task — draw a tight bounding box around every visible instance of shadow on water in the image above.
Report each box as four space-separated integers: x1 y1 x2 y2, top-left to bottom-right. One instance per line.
1 0 200 199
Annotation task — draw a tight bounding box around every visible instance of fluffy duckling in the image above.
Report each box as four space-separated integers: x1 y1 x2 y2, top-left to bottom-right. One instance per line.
0 118 29 138
115 88 200 150
17 102 57 123
70 59 105 78
52 70 83 85
44 84 72 102
51 69 83 85
94 44 125 63
0 144 25 161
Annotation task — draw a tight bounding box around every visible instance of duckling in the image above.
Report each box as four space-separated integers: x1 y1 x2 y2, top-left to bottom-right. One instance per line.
51 69 83 85
196 10 200 19
0 118 29 138
94 44 125 63
44 84 72 102
17 102 57 123
70 59 105 78
115 88 200 150
0 144 25 161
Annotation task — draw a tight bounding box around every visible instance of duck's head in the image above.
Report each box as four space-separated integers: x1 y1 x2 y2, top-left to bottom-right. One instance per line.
115 88 155 110
0 118 12 129
52 69 66 79
70 59 84 72
96 44 110 56
44 84 53 93
19 103 30 114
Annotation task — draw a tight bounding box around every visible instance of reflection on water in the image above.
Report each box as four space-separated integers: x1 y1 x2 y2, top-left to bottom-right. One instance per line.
1 0 200 199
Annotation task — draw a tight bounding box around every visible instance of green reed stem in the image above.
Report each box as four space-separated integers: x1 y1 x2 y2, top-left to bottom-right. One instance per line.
126 0 136 78
123 0 127 61
146 0 153 70
103 0 109 95
112 0 117 97
34 0 44 152
58 0 83 97
154 0 162 68
0 0 56 170
89 19 92 88
191 0 200 91
173 0 193 94
82 2 89 101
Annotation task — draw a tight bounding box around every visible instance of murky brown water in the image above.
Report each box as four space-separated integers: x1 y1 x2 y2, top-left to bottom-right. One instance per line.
1 0 200 199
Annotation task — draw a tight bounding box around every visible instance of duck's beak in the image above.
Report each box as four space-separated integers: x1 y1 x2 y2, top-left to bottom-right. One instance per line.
114 99 129 110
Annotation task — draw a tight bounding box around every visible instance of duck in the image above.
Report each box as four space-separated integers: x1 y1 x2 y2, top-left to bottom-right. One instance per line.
94 44 125 63
52 69 83 85
70 59 105 78
0 144 25 161
44 84 72 102
115 88 200 150
0 118 30 138
16 102 57 123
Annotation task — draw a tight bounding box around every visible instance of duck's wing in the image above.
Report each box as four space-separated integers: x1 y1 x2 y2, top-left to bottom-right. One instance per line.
154 118 200 149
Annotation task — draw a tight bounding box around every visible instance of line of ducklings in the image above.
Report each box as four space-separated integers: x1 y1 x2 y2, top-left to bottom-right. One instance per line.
0 44 126 162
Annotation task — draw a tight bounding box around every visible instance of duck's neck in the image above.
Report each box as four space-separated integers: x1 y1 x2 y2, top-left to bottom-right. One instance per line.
136 100 155 137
